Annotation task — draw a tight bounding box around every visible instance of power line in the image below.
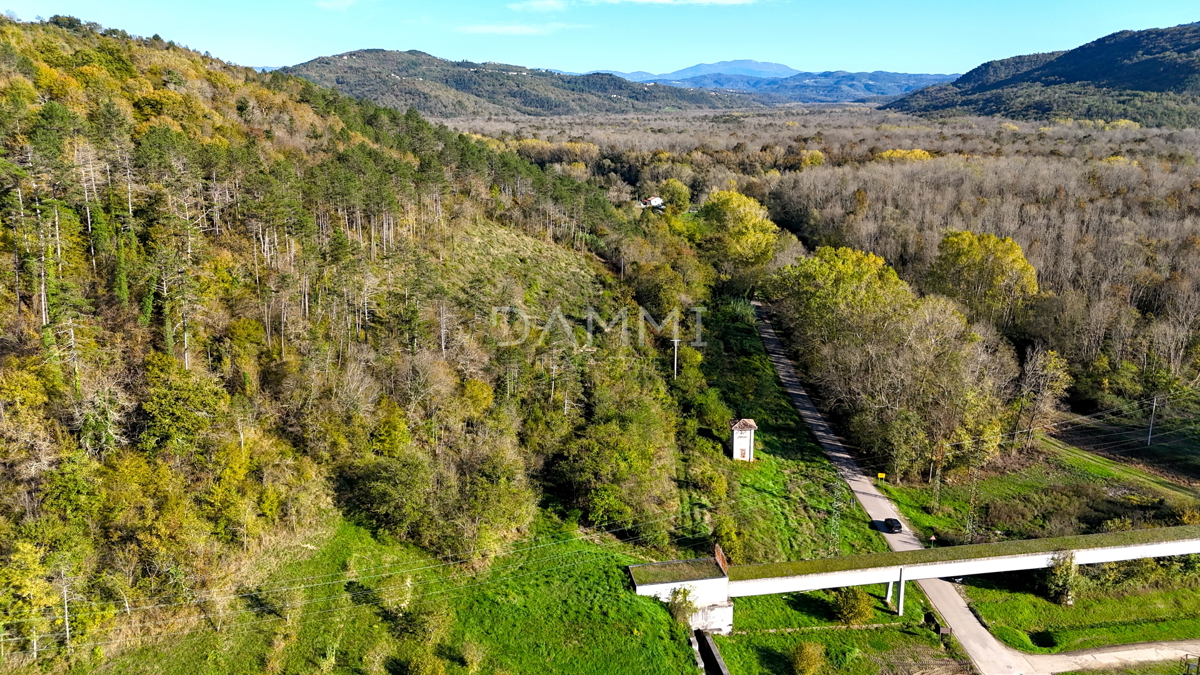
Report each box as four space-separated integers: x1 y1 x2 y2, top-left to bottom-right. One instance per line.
2 500 764 656
55 491 753 617
2 498 765 635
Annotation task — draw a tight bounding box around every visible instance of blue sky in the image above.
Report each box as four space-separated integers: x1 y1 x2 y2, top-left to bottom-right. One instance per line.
6 1 1198 75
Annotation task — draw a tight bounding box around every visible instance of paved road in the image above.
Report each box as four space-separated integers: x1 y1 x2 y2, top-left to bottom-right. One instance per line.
755 303 1200 673
754 304 1036 675
1032 640 1200 672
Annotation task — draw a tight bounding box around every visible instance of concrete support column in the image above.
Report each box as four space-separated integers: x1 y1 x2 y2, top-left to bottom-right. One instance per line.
897 568 906 617
885 581 893 604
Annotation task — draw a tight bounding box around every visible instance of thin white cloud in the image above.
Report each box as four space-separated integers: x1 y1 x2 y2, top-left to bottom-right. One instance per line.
315 0 356 10
457 22 582 35
507 0 568 11
589 0 756 4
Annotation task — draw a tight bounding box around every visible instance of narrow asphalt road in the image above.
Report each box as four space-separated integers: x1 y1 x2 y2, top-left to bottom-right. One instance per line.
754 303 1200 673
752 303 1037 675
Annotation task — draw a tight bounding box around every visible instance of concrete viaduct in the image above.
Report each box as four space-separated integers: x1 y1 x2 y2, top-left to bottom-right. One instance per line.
630 524 1200 634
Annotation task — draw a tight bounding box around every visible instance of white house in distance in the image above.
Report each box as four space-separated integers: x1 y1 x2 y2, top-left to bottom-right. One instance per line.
730 419 757 461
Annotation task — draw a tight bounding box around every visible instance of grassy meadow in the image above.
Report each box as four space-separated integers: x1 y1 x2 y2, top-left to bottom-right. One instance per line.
714 625 967 675
877 436 1195 546
62 519 699 675
872 429 1200 656
965 571 1200 654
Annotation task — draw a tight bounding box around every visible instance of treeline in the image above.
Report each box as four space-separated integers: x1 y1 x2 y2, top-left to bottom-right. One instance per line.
0 16 783 667
453 107 1200 486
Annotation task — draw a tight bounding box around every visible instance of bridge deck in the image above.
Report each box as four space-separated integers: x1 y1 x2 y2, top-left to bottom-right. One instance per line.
631 524 1200 593
729 524 1200 582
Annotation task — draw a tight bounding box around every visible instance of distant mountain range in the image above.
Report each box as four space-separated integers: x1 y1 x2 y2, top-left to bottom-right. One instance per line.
553 60 955 102
886 21 1200 127
650 71 957 103
280 50 760 117
283 51 956 116
593 59 802 81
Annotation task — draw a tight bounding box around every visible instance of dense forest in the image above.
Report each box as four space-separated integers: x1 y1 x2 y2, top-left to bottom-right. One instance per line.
0 16 788 669
452 107 1200 491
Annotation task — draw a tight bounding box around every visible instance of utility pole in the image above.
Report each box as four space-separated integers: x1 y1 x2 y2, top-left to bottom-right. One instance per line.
60 566 71 656
671 339 681 379
439 305 447 356
1147 396 1158 446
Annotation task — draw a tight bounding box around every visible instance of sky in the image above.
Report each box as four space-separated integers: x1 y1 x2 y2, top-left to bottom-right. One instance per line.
5 1 1198 75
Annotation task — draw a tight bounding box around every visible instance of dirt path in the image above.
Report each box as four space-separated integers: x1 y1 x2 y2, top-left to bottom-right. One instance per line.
752 303 1199 675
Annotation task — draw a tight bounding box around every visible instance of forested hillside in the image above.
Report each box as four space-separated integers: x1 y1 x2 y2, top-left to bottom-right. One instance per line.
0 15 799 671
281 50 760 117
886 21 1200 127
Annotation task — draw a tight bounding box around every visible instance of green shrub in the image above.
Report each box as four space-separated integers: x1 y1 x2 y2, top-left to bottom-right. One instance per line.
462 641 485 673
1044 551 1078 605
691 462 727 500
832 587 875 625
789 641 825 675
712 513 742 563
992 625 1040 652
392 597 454 646
667 586 697 625
406 648 446 675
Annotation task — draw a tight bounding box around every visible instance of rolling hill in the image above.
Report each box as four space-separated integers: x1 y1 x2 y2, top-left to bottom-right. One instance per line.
284 50 959 113
885 21 1200 126
281 49 763 117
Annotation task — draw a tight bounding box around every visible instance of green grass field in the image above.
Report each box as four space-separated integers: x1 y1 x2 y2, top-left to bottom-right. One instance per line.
1056 416 1200 489
877 435 1193 546
732 584 932 631
965 571 1200 654
62 519 700 675
867 430 1200 657
716 566 967 673
714 625 965 675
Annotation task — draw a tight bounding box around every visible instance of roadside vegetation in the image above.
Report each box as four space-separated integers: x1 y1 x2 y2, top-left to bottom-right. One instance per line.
967 562 1200 654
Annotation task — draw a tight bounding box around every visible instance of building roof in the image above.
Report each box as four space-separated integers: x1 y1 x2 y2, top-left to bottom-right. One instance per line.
730 418 757 431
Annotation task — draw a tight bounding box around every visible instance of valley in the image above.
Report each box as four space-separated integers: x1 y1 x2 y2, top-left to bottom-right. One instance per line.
4 9 1200 675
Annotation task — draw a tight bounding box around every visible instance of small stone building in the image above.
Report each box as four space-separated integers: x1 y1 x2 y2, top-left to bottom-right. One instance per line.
729 418 757 461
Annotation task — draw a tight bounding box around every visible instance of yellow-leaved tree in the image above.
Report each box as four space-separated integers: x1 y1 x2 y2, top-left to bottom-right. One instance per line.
926 230 1039 328
699 190 780 268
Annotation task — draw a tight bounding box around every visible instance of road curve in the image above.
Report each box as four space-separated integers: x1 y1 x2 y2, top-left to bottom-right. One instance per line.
754 303 1036 675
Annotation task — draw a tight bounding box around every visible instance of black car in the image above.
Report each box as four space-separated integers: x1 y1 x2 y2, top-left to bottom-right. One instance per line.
882 518 903 534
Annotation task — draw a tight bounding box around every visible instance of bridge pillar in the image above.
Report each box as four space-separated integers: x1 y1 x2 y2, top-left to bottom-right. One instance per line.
885 581 893 604
897 568 906 616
